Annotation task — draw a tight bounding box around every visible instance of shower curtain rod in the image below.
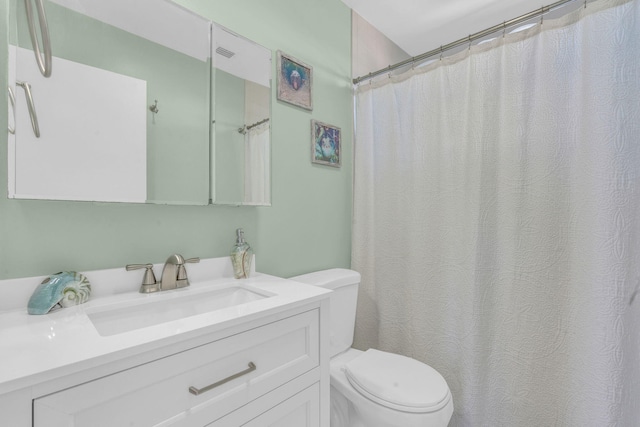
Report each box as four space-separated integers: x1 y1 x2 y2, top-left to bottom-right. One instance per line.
353 0 586 85
246 118 269 130
238 118 270 135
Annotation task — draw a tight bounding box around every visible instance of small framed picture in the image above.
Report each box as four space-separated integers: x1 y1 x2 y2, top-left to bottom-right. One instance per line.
277 51 313 110
312 120 341 167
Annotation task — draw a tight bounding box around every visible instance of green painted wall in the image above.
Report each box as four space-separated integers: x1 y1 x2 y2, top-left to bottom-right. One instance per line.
0 0 353 280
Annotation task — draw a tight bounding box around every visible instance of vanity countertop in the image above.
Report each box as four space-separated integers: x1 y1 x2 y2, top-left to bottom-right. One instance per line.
0 258 330 396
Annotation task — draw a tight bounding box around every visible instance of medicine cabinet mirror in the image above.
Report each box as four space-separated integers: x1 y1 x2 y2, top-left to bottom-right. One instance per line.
7 0 271 206
211 25 271 206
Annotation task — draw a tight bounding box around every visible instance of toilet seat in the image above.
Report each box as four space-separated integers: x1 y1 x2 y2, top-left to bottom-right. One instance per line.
344 349 451 413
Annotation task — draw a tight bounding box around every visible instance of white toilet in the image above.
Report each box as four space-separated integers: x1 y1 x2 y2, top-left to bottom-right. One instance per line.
291 268 454 427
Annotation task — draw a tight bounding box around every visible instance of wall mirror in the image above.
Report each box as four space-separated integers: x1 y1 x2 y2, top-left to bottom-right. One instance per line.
212 24 271 206
7 0 271 206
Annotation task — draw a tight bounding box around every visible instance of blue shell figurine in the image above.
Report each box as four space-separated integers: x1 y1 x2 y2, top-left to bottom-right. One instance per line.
28 271 91 315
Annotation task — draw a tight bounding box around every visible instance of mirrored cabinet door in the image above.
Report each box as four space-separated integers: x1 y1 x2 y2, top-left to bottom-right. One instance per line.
7 0 271 206
211 24 272 207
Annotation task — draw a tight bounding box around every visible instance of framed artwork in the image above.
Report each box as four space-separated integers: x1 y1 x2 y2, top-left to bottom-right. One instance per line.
312 120 341 167
277 51 313 110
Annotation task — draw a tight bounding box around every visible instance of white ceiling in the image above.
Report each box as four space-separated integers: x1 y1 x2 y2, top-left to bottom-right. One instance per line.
342 0 547 57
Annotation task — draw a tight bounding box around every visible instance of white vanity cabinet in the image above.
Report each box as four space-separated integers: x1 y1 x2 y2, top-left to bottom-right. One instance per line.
210 383 320 427
33 309 321 427
0 261 331 427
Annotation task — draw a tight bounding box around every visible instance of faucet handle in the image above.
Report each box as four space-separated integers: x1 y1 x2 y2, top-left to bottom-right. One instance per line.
179 258 200 280
176 257 200 288
126 263 159 293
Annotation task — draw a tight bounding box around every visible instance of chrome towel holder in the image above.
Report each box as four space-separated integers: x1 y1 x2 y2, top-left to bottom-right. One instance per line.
24 0 53 78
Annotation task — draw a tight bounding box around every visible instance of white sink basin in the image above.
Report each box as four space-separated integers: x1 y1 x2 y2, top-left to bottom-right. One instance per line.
87 284 272 337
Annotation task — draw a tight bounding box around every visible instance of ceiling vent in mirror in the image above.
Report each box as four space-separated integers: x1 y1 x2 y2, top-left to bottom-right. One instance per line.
216 46 235 58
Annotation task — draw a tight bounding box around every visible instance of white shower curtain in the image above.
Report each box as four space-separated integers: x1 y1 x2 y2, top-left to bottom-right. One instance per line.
352 0 640 425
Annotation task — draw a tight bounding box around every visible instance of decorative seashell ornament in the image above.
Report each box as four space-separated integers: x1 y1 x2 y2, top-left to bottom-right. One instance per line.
27 271 92 315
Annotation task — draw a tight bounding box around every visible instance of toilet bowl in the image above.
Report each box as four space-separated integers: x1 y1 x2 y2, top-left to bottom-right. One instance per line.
291 269 453 427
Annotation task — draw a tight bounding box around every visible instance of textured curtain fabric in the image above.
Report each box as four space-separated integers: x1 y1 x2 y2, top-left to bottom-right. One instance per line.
244 122 270 204
352 0 640 425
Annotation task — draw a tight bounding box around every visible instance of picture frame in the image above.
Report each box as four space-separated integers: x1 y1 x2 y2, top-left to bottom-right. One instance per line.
276 50 313 110
311 120 341 168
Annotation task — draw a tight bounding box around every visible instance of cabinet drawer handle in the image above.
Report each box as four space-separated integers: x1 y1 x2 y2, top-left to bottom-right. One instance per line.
188 362 256 396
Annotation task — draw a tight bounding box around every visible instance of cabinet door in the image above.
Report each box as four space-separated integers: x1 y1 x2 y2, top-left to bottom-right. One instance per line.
208 383 319 427
33 310 319 427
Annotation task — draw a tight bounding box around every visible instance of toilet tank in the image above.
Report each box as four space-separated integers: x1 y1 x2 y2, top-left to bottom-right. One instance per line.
290 268 361 358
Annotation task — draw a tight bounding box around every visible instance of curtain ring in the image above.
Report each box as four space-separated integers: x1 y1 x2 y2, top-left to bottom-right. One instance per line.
439 46 443 60
502 22 506 38
468 35 472 51
540 6 544 25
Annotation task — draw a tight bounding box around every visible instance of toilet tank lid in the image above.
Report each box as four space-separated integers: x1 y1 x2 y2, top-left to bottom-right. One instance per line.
289 268 361 290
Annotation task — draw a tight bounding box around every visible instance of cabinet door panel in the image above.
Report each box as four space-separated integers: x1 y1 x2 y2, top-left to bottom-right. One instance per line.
34 310 319 427
208 383 319 427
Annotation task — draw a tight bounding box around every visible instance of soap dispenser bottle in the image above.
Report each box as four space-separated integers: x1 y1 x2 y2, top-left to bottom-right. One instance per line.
231 228 253 279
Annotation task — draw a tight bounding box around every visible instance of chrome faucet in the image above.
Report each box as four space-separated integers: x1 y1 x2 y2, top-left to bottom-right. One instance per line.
160 254 200 290
126 254 200 293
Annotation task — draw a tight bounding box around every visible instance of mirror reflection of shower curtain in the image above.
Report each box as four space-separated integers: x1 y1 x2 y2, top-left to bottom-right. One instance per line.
244 122 270 205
